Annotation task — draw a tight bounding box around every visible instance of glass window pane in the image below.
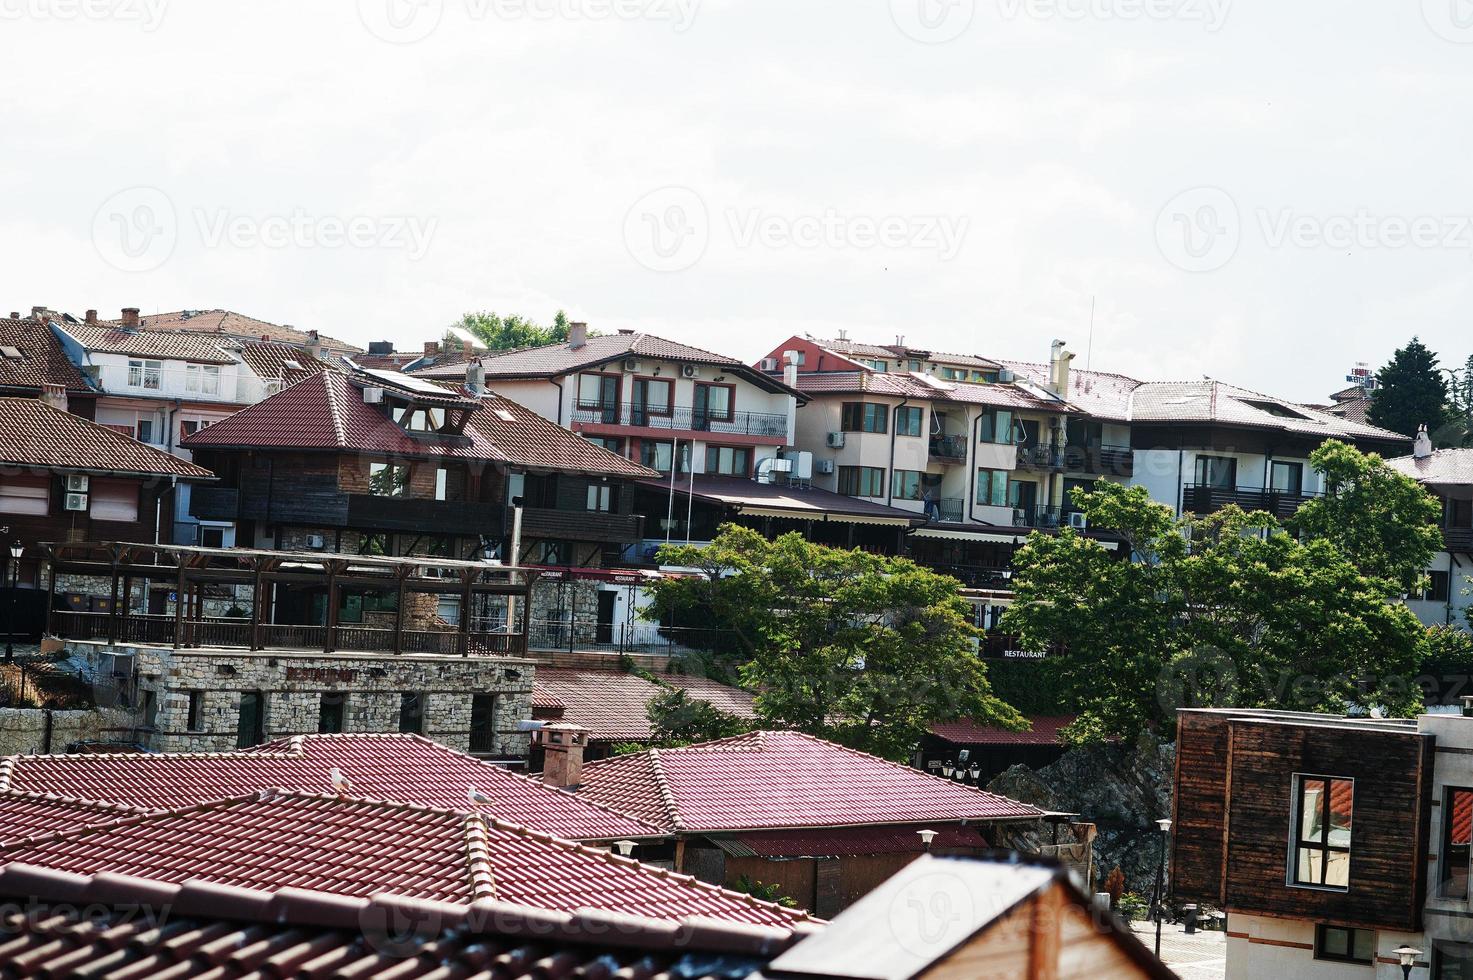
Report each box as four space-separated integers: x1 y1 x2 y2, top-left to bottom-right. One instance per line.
1320 927 1348 958
1323 849 1350 888
1329 779 1353 841
1297 847 1321 885
1300 779 1326 840
1351 930 1374 962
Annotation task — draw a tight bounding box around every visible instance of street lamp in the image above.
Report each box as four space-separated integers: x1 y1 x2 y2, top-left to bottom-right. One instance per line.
4 540 20 662
917 829 938 852
1153 817 1173 959
1394 945 1422 980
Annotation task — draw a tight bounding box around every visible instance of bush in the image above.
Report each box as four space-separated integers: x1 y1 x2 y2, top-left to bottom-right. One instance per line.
1116 892 1150 923
732 875 798 908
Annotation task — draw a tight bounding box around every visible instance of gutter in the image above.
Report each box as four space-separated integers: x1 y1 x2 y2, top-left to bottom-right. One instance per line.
885 396 908 507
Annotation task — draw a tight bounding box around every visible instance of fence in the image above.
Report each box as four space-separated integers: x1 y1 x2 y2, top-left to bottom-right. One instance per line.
525 619 743 657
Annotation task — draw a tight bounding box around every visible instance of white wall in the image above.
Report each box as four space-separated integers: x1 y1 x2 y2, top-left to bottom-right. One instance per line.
89 352 249 405
1225 913 1422 980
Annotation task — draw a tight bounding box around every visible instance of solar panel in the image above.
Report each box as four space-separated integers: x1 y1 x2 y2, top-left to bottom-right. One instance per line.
361 368 456 396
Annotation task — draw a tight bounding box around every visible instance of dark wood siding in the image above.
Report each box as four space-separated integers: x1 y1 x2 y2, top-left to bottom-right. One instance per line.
1172 712 1232 905
1221 719 1432 931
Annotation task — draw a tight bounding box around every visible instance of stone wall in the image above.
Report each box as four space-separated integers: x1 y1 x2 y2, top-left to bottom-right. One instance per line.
0 707 138 755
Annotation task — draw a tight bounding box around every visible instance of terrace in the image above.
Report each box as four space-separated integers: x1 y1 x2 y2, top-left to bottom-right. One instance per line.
43 542 536 657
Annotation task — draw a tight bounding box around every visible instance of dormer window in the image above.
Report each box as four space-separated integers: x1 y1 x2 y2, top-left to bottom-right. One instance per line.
393 405 446 432
185 364 221 396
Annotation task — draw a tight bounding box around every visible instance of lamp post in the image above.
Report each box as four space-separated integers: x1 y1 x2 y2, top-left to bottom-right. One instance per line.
1394 945 1422 980
917 829 938 852
1153 817 1173 959
4 539 20 662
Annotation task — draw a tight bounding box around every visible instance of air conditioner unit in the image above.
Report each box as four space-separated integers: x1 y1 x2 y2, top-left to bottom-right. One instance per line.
65 474 89 493
1067 512 1089 529
769 458 793 473
681 365 698 379
64 492 88 512
759 357 779 372
826 431 846 449
623 359 640 372
305 534 326 549
815 459 835 475
362 387 385 404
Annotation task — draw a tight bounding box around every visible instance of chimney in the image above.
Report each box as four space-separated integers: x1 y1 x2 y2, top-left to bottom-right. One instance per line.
30 306 47 320
121 308 141 332
424 340 441 357
466 360 486 394
539 722 588 788
304 328 322 361
569 321 588 349
1415 424 1434 460
1048 339 1074 397
85 309 98 325
783 349 800 389
40 383 68 414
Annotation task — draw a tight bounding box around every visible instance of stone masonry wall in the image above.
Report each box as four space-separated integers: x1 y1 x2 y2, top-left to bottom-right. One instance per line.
0 707 139 756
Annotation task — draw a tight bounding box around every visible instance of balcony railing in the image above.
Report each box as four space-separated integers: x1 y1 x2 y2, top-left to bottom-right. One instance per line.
1063 444 1134 477
1445 528 1473 553
570 403 788 438
921 562 1012 589
928 435 967 463
1181 484 1321 519
935 498 965 523
345 495 506 536
1016 445 1066 471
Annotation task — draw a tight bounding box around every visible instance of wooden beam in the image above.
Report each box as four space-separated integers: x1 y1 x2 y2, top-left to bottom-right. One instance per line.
1028 882 1062 980
392 566 409 656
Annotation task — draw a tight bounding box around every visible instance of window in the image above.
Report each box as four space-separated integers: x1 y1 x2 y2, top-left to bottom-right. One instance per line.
539 540 570 565
127 359 161 389
135 419 154 443
892 470 924 501
705 446 751 476
841 402 887 433
469 693 499 754
318 693 346 734
1416 571 1452 603
180 419 208 440
1291 774 1353 889
184 364 221 395
837 466 885 498
978 408 1014 444
641 440 690 473
587 484 613 512
976 468 1009 507
1436 942 1473 979
694 383 733 421
583 435 623 453
0 476 49 516
862 359 888 372
399 692 426 735
1313 924 1373 964
577 373 618 409
368 462 409 497
895 406 924 437
186 690 204 731
435 467 448 501
631 377 673 418
198 526 226 549
1270 460 1304 494
358 533 390 556
1195 455 1238 489
436 595 461 626
1444 788 1473 898
236 691 266 748
142 690 158 728
787 349 806 366
90 479 140 522
393 405 446 432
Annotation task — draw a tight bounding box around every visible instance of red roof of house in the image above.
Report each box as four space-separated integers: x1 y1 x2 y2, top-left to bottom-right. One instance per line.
0 398 213 478
794 371 1067 412
56 322 241 363
718 823 987 858
0 733 660 841
234 340 335 384
0 317 92 393
115 308 360 353
0 864 812 979
929 715 1076 746
182 371 658 478
576 731 1044 834
532 668 757 742
0 794 133 846
0 791 810 927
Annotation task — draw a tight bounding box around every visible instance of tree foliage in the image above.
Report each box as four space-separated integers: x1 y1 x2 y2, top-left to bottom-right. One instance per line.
447 310 573 352
646 687 753 746
1369 336 1453 438
1001 448 1439 744
643 525 1022 759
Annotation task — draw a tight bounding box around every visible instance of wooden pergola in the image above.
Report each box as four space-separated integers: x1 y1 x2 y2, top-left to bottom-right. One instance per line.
43 542 538 658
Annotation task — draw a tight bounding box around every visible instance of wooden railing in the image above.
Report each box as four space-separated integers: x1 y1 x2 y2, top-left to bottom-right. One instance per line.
1181 484 1320 519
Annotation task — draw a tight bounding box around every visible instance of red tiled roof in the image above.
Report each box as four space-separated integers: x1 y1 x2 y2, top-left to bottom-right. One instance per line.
0 794 133 846
118 308 360 353
576 731 1045 834
234 340 334 384
809 337 1002 372
0 733 660 841
0 791 810 927
55 322 239 363
929 715 1076 746
0 864 811 980
181 371 658 478
794 370 1070 412
0 318 92 393
0 398 213 478
720 823 987 858
1388 448 1473 487
641 474 921 522
533 668 757 742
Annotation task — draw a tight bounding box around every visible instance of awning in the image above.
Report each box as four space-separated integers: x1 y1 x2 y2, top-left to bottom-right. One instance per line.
911 526 1029 543
740 506 915 527
709 824 989 858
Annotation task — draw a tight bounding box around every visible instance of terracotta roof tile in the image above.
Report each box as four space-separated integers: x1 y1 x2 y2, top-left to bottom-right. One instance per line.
55 322 240 363
794 370 1069 411
0 794 133 845
929 715 1076 746
233 340 335 384
533 668 757 742
1388 448 1473 486
0 398 213 478
118 309 361 353
1 733 660 841
721 823 987 858
0 318 92 393
577 731 1044 834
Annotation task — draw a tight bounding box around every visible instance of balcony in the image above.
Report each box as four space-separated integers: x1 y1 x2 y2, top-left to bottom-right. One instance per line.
1009 506 1088 530
936 497 965 523
1016 445 1066 471
569 403 788 439
1445 528 1473 553
922 562 1012 589
1181 484 1320 519
518 507 644 544
1063 444 1134 478
189 486 240 522
346 495 506 536
928 435 967 464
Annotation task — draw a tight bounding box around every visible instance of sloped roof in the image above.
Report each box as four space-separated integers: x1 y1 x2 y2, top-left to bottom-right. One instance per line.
717 823 986 858
1324 391 1373 425
794 370 1069 412
0 732 660 841
576 731 1044 834
1387 448 1473 486
0 864 810 980
233 340 335 384
0 794 134 846
0 318 93 393
55 322 238 363
0 791 810 927
532 668 758 742
929 715 1077 746
0 398 213 478
181 371 658 478
998 360 1143 422
115 308 360 353
640 475 921 522
810 337 1002 371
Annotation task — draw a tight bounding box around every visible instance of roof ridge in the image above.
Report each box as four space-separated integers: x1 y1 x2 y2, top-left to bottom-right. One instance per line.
321 372 349 448
4 736 302 771
0 757 12 794
462 813 500 901
0 789 143 815
0 790 271 852
645 748 685 833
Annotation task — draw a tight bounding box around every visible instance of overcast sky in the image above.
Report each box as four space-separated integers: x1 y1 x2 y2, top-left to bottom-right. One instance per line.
4 0 1472 400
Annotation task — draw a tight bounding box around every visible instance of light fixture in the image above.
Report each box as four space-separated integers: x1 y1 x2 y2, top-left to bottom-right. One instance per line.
1156 818 1173 833
1394 946 1422 979
916 829 938 850
8 543 19 559
969 764 981 780
612 840 636 857
941 764 954 778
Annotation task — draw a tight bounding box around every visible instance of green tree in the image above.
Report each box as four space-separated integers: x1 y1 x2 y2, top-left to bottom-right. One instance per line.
1287 439 1443 593
447 310 573 352
644 525 1022 760
1002 475 1431 744
1368 337 1453 438
646 687 753 746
